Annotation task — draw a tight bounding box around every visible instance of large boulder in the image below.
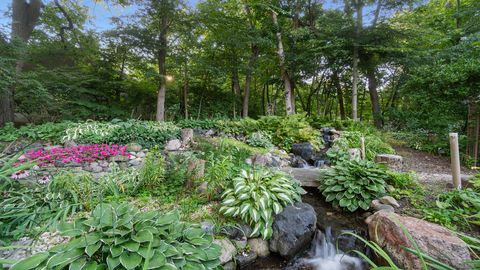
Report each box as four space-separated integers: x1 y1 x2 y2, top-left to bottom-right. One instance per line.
375 154 403 171
291 142 315 162
269 202 317 258
367 211 471 270
213 238 237 264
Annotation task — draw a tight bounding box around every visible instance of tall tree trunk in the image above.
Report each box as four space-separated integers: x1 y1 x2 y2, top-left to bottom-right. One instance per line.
333 71 346 120
232 70 241 118
352 0 362 121
366 67 382 128
242 4 259 118
271 11 294 115
182 59 189 119
156 15 168 121
1 0 42 127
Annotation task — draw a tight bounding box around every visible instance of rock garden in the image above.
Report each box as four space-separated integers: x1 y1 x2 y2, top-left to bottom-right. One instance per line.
0 116 479 270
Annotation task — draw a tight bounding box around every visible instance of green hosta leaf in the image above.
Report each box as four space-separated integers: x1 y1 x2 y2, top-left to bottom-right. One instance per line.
223 207 237 216
156 212 179 226
157 263 178 270
272 202 282 214
238 193 250 200
183 261 206 270
120 252 143 270
122 241 140 252
10 252 49 270
205 245 221 260
222 198 236 206
110 246 123 257
46 248 84 268
240 204 250 215
106 256 120 269
133 229 154 243
261 227 273 240
277 193 293 204
68 258 86 270
250 222 262 237
82 261 98 270
85 242 102 257
147 251 166 269
339 198 350 208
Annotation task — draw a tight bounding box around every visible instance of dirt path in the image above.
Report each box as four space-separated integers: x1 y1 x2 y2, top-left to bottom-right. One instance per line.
394 145 477 189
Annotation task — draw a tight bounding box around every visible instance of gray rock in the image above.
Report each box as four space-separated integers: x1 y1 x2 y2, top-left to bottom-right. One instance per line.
379 195 400 208
181 128 194 146
197 181 208 195
127 143 142 152
109 155 130 162
164 139 182 151
201 221 215 235
250 153 272 166
269 202 317 258
213 238 237 264
129 159 142 167
374 204 395 213
223 261 236 270
348 148 361 161
248 238 270 257
205 129 215 137
136 152 146 158
291 155 309 168
291 142 315 162
375 154 403 171
63 140 77 148
235 251 257 269
234 239 247 250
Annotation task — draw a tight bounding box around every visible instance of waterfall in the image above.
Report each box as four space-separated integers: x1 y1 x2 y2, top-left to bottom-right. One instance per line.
304 227 364 270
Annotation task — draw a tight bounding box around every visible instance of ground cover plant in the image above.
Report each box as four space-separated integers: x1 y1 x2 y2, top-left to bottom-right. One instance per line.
318 159 388 212
10 203 222 270
219 167 304 240
25 144 129 166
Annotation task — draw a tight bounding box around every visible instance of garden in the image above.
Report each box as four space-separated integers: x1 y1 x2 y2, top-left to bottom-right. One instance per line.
0 115 479 270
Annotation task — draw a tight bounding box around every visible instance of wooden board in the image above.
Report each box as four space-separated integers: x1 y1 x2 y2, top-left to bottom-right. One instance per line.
279 167 327 187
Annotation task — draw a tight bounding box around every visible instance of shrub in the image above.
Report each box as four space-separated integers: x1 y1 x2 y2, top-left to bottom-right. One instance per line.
219 168 304 239
386 171 419 190
422 188 480 229
333 131 394 161
318 159 388 212
137 148 166 192
0 122 73 143
246 131 274 149
98 164 140 197
10 203 222 270
63 120 180 147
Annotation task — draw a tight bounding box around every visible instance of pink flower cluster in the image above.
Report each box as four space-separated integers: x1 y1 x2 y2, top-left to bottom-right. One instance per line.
26 144 130 166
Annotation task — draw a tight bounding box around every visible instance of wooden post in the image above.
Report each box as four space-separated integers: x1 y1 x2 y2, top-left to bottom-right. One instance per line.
449 133 461 189
360 137 366 160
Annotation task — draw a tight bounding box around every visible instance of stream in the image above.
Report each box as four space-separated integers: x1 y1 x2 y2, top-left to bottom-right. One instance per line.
245 187 369 270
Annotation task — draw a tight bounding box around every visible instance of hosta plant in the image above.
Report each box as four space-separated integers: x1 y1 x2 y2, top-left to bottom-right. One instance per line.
318 159 387 212
11 203 222 270
220 168 304 240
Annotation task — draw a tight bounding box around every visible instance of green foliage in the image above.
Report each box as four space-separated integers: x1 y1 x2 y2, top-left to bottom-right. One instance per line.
63 120 181 147
11 203 222 270
422 188 480 230
0 122 73 143
246 131 274 149
219 168 304 240
0 182 83 240
386 171 419 190
318 159 387 212
138 148 166 192
98 164 141 198
333 131 394 161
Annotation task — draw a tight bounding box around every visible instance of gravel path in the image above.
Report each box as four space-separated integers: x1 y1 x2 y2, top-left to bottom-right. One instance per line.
394 145 477 188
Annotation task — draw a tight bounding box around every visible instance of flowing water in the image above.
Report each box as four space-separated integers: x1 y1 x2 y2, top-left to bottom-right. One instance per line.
302 227 364 270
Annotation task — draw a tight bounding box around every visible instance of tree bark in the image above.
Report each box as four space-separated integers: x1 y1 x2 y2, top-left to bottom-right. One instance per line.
242 4 259 118
271 11 294 115
352 0 362 121
333 71 346 120
1 0 42 127
156 14 168 121
182 59 189 119
366 67 382 128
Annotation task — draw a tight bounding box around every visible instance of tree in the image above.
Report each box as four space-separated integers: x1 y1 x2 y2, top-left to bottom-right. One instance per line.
0 0 42 127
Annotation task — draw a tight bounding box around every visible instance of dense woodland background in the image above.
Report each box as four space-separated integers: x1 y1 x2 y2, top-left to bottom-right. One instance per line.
0 0 479 158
